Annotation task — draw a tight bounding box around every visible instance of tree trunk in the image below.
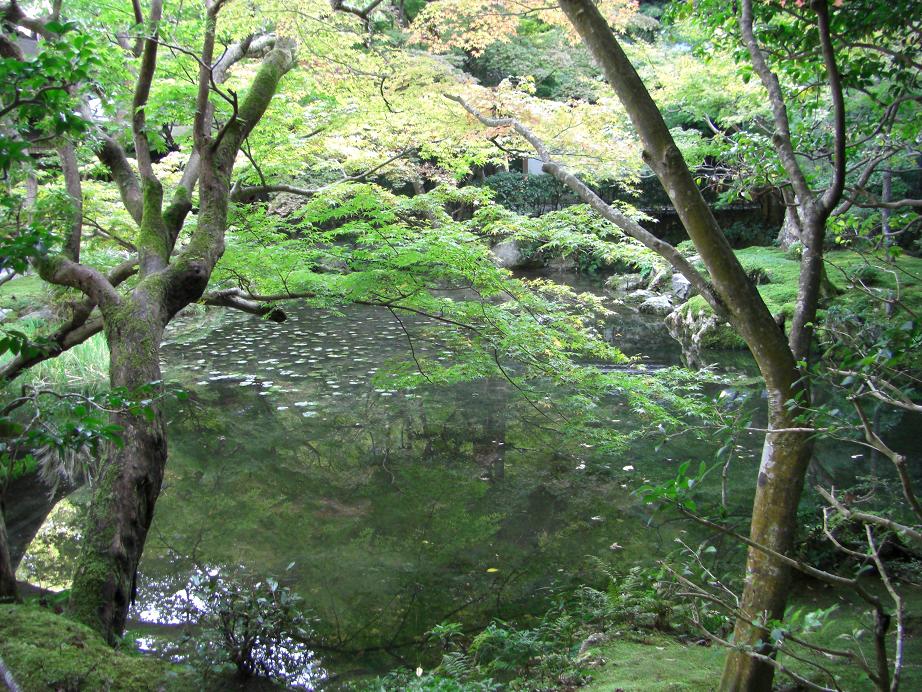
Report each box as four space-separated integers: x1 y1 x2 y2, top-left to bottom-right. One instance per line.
881 167 892 254
68 301 167 643
555 3 820 689
0 509 18 602
719 393 813 691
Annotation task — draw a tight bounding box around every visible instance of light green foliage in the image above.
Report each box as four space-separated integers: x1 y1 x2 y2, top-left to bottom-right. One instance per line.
467 22 601 102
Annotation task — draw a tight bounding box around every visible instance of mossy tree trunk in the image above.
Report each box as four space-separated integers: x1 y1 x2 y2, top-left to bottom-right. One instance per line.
42 2 299 644
0 510 17 602
68 300 167 641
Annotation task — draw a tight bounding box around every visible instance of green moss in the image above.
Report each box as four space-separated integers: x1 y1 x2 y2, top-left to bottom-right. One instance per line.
0 604 197 691
680 247 922 351
582 584 922 691
583 632 723 691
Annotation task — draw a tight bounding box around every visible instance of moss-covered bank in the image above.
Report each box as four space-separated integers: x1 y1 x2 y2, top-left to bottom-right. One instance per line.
676 247 922 351
0 604 196 691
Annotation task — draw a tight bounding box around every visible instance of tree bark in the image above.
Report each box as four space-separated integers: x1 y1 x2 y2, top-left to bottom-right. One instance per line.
68 299 166 642
555 2 818 689
0 509 18 602
776 188 802 250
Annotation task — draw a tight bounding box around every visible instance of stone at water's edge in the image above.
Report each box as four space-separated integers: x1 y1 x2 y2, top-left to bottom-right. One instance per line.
670 272 695 301
638 294 674 316
491 239 527 268
665 306 721 369
608 273 645 292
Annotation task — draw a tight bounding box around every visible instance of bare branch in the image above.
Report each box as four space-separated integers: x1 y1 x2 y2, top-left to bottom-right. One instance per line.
817 486 922 544
444 93 727 320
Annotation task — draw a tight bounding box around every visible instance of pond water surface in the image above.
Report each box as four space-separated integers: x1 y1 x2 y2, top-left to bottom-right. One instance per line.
19 273 905 688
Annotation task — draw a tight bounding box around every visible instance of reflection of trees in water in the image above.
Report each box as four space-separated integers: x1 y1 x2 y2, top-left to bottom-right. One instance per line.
140 376 642 659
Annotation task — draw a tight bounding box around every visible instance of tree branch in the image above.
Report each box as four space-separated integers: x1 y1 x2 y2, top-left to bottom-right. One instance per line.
740 0 815 210
816 486 922 544
229 147 413 202
444 93 727 320
814 0 846 216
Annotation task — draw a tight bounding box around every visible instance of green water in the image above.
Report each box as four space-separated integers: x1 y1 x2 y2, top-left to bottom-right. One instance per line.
12 275 922 688
108 295 752 684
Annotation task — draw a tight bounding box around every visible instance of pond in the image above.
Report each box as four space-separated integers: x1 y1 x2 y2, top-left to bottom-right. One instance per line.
17 271 906 688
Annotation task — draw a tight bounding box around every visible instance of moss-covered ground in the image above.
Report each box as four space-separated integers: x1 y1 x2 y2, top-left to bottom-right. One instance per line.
583 582 922 692
679 247 922 349
0 604 199 691
0 275 47 318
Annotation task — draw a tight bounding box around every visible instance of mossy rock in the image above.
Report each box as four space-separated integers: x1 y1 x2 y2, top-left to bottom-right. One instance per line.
0 604 197 691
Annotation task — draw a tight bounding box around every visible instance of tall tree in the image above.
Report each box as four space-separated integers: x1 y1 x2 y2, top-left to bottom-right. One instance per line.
443 0 915 687
1 0 297 642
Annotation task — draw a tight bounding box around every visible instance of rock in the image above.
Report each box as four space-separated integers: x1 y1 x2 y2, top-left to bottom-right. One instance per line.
0 308 9 323
491 239 526 269
546 254 578 272
578 632 607 655
23 307 54 323
626 289 655 302
665 306 721 368
646 267 671 291
608 273 645 292
268 192 308 217
638 294 674 315
670 272 695 302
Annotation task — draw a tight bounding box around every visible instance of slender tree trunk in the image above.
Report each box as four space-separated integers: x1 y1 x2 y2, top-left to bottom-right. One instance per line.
68 300 167 643
555 3 820 689
719 394 813 691
0 509 18 602
882 167 892 254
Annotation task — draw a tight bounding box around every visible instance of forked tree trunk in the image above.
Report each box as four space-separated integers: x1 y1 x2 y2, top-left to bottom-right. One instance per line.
68 302 167 642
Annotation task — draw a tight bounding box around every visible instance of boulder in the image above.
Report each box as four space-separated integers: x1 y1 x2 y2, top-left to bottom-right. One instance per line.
491 239 527 269
670 272 695 302
546 254 578 272
608 273 645 293
646 266 671 291
665 306 721 368
626 289 656 303
268 192 308 218
578 632 608 655
638 294 674 315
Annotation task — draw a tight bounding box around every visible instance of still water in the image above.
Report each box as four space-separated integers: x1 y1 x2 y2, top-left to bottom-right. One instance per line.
16 285 767 687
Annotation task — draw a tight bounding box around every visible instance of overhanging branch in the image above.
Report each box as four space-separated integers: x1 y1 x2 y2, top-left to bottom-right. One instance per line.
444 93 727 320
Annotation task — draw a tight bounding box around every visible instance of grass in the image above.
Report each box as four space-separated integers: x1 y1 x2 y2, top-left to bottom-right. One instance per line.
582 582 922 692
0 604 198 691
22 332 110 390
584 632 722 691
